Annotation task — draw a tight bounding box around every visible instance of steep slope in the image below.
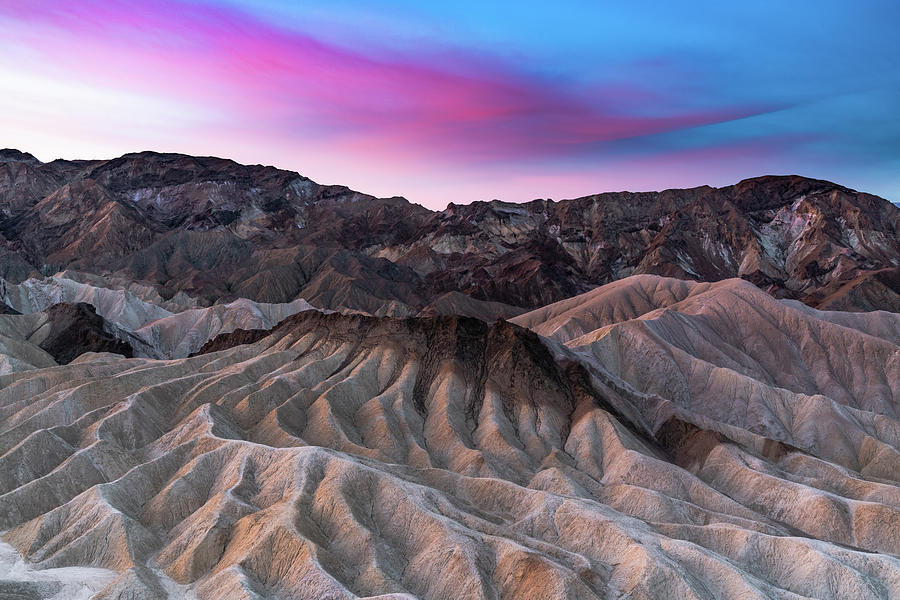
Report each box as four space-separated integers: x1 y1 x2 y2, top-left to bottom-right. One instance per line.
510 274 711 341
392 176 900 311
0 149 897 313
131 297 319 358
417 291 526 322
1 275 321 359
0 311 58 374
0 150 436 314
36 303 135 364
516 274 900 497
0 539 117 600
0 302 135 373
1 282 898 599
0 150 98 282
816 267 900 312
3 275 174 330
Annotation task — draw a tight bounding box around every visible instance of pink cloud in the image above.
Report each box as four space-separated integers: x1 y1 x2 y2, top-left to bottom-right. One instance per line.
0 0 766 165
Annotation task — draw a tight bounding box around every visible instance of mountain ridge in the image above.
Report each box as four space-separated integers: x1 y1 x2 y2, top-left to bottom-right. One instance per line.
0 148 898 315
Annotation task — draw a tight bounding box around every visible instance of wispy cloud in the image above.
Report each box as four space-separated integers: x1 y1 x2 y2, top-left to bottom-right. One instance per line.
0 1 767 159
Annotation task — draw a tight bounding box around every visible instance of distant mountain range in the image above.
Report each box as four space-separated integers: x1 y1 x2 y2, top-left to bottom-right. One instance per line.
1 148 898 316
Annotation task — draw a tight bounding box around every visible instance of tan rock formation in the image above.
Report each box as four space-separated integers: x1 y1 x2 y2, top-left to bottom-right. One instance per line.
0 276 898 598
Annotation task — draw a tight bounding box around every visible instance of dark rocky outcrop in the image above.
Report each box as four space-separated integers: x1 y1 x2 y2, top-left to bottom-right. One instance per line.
191 326 275 356
39 302 134 363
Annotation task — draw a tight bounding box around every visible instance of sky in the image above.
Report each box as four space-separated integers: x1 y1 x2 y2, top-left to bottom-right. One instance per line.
1 1 899 209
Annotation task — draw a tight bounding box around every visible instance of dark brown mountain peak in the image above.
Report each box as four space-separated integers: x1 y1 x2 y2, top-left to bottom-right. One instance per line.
86 151 298 191
729 174 846 205
0 149 41 165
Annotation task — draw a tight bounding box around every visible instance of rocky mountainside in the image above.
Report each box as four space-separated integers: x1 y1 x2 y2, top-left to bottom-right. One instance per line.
1 149 898 314
0 275 898 599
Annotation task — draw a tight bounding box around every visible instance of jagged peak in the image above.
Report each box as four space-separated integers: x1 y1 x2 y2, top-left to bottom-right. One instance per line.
0 148 41 165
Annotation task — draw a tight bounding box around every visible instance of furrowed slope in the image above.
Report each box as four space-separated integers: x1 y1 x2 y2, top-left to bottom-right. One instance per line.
0 282 898 599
